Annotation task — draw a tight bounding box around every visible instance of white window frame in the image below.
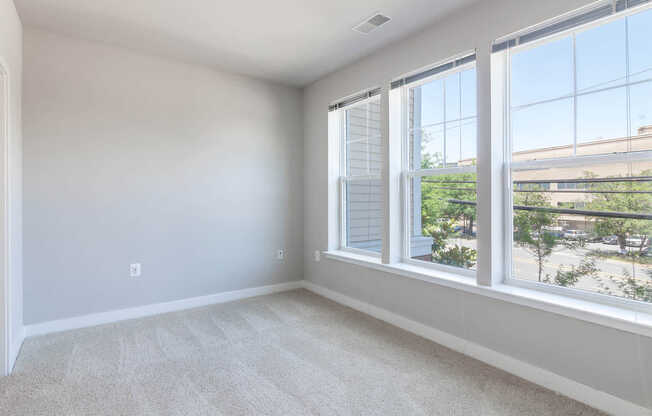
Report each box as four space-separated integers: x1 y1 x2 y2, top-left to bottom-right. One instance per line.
337 95 382 258
398 58 478 277
499 4 652 314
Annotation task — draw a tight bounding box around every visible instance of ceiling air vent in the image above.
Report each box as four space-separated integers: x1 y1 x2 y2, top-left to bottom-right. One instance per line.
353 13 391 34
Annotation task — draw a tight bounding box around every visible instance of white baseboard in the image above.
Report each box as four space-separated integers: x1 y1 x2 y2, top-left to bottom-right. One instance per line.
303 281 651 416
25 280 304 337
17 279 651 415
7 325 25 374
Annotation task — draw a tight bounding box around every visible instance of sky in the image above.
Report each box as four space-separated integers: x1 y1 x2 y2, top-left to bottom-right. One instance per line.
414 8 652 162
414 67 477 165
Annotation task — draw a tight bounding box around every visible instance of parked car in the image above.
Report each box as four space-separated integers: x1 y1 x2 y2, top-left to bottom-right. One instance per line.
601 235 619 245
585 232 600 242
563 230 589 240
452 225 476 237
625 235 649 248
541 226 564 238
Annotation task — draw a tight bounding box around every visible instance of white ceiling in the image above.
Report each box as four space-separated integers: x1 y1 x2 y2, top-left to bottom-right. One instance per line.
15 0 478 86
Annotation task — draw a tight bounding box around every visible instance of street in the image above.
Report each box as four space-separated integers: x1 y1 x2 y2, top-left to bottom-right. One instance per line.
445 238 652 298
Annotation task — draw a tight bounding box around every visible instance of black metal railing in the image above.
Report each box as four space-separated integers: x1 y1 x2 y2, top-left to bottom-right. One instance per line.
418 176 652 220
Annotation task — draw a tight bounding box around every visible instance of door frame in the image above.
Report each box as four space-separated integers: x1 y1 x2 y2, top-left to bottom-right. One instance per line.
0 58 11 376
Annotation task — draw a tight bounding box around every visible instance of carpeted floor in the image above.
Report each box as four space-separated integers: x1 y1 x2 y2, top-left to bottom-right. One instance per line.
0 289 603 415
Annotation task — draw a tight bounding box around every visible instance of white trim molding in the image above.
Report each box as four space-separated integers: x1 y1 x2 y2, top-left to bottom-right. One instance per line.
25 281 304 337
0 57 10 377
8 325 23 372
303 280 652 416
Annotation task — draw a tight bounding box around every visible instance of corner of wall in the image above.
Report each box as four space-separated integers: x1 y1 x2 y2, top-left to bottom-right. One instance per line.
8 323 24 373
0 0 24 377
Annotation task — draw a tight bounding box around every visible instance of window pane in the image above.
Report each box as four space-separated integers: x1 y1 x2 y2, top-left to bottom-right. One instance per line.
445 72 461 121
345 179 383 253
512 98 574 159
445 121 461 167
409 174 477 270
460 120 477 163
411 79 444 128
345 97 381 176
628 8 652 83
576 19 626 93
576 87 628 155
410 67 477 170
461 67 477 118
630 81 652 147
511 161 652 303
442 119 477 167
412 124 445 169
511 36 573 107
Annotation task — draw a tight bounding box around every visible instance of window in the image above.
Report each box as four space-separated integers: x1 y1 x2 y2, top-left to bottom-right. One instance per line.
396 54 478 272
504 4 652 305
331 90 383 255
326 0 652 323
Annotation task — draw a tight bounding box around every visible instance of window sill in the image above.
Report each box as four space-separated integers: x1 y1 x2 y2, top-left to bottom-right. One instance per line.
323 250 652 338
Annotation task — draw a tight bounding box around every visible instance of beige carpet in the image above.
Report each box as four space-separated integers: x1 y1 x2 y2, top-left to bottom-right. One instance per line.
1 289 603 415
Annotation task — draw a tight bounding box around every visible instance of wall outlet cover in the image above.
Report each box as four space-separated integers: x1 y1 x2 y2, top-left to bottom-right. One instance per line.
130 263 142 277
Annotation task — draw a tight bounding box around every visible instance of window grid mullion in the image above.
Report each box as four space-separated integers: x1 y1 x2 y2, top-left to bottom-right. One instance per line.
407 166 477 178
625 16 632 158
572 32 578 157
366 102 371 175
340 111 346 250
408 115 478 134
343 175 383 182
401 86 410 261
511 149 652 171
510 76 652 112
459 70 463 162
505 49 515 283
442 80 447 166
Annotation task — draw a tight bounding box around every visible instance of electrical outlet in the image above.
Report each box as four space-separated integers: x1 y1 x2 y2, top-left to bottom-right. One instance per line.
314 250 321 262
130 263 141 277
276 249 285 260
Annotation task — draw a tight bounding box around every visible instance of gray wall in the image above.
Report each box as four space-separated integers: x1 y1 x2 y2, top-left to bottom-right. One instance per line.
23 28 304 325
0 0 23 372
303 0 652 409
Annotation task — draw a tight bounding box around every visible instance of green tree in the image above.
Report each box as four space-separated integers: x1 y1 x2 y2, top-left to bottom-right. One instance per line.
582 169 652 290
585 169 652 254
420 152 443 170
434 245 477 268
420 172 477 236
544 258 598 287
419 152 477 267
593 265 652 303
424 220 477 268
513 187 558 282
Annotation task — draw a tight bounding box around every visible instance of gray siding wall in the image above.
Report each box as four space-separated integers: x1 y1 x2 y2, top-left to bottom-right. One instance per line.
345 100 383 252
344 97 433 256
